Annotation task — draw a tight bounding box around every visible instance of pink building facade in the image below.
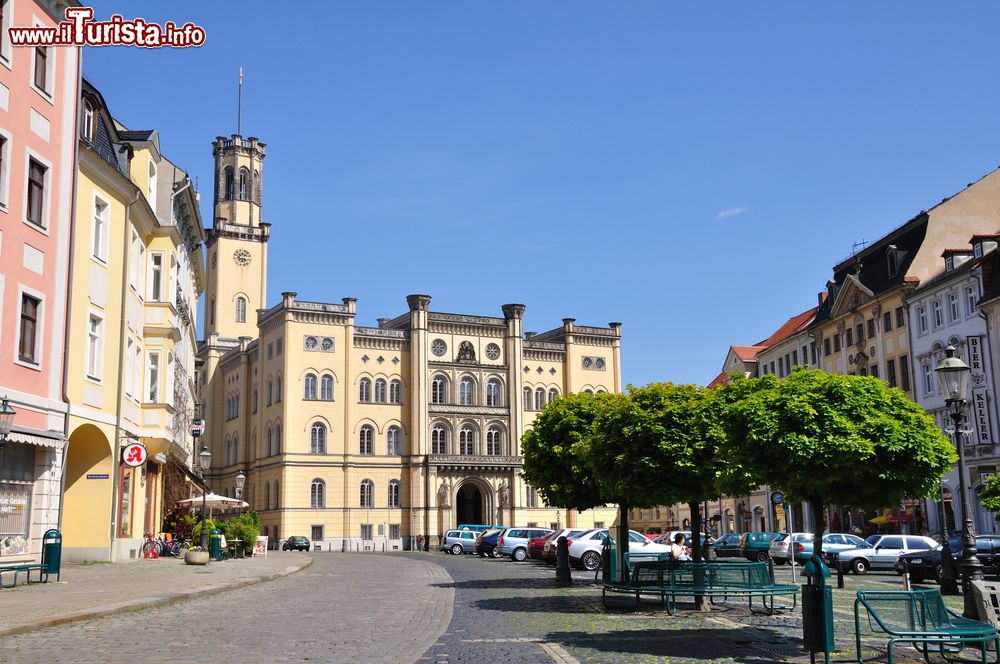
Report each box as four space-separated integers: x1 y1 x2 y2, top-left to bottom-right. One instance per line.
0 0 80 560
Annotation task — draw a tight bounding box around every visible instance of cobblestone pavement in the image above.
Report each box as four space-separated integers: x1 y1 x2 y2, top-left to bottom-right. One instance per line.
0 553 453 663
417 553 974 664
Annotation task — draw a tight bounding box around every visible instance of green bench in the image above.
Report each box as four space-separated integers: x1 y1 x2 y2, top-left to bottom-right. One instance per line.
0 563 48 589
855 589 999 664
604 559 798 614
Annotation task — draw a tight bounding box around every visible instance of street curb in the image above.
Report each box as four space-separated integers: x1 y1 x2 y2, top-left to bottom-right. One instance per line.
0 557 314 638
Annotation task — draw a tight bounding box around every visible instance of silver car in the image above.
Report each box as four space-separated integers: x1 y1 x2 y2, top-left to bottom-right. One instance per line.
497 527 553 561
831 534 939 574
440 529 478 555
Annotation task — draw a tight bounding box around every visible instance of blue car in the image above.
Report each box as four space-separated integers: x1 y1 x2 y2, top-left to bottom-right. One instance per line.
475 528 504 558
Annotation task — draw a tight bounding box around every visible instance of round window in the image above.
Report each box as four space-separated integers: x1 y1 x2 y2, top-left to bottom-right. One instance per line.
431 339 447 357
485 343 501 360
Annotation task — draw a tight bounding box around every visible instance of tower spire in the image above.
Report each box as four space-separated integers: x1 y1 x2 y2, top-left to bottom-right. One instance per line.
237 67 243 135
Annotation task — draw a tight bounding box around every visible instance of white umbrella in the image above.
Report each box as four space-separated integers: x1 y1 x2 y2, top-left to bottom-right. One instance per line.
176 493 249 516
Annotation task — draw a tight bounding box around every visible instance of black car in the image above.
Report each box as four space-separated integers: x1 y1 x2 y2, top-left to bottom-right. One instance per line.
894 536 1000 583
282 535 310 551
712 533 743 558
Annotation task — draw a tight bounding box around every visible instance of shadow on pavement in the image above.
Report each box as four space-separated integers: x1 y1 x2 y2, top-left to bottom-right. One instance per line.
431 577 592 590
471 595 602 613
545 627 800 662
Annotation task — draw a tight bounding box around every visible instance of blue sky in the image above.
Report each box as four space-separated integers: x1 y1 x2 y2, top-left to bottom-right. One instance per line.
83 2 1000 387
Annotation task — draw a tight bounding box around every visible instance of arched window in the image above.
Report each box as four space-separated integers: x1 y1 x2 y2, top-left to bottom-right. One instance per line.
320 374 334 400
251 387 258 413
265 426 273 457
387 426 401 455
431 426 447 454
253 170 261 203
523 387 533 411
266 378 273 405
360 479 373 508
238 167 249 200
527 483 538 508
389 379 402 404
535 388 545 411
359 425 374 455
263 481 270 510
388 480 400 508
374 378 387 403
459 427 475 455
548 388 558 404
275 375 283 402
304 373 317 400
274 424 282 454
231 435 239 465
224 437 231 465
310 423 326 454
431 377 447 404
235 297 247 323
459 378 474 406
310 479 325 509
486 427 502 455
224 166 234 200
359 378 371 402
583 389 594 396
486 379 502 407
274 480 280 509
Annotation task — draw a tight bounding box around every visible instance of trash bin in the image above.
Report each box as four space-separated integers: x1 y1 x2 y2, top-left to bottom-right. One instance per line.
42 529 61 582
209 528 224 561
802 554 834 663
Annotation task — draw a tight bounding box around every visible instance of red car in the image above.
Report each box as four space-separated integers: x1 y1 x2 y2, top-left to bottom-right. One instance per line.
529 532 558 561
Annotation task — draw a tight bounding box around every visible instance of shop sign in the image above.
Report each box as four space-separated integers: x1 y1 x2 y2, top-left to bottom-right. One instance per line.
121 442 147 467
968 336 993 446
0 496 27 514
86 473 110 480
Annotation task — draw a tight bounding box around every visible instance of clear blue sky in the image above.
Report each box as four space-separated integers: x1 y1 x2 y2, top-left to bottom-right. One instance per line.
83 2 1000 387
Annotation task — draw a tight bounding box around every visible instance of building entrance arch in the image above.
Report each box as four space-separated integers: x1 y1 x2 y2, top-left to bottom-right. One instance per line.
455 480 491 527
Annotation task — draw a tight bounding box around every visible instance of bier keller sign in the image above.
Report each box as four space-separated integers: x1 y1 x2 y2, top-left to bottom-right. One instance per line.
967 336 993 446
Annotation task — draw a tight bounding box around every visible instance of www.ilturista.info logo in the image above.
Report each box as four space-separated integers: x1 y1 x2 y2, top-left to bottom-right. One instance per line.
8 7 205 48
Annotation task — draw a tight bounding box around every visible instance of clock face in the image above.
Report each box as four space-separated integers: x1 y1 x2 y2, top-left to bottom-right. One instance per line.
485 343 501 360
233 249 252 266
305 336 318 350
431 339 447 357
321 338 333 351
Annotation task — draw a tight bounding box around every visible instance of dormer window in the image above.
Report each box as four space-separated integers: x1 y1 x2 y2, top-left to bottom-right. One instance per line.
975 243 984 258
945 256 955 272
886 245 899 276
82 100 95 142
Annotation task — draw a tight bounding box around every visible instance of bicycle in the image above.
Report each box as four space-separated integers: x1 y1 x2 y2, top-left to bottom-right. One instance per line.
142 533 191 558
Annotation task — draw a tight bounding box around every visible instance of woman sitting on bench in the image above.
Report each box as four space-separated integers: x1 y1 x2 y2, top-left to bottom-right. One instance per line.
670 533 691 561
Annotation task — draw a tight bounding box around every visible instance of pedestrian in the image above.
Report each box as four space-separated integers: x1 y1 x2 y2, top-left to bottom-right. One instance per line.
670 533 691 561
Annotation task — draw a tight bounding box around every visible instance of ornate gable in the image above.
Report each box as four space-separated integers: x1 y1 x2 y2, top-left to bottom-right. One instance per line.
828 274 876 320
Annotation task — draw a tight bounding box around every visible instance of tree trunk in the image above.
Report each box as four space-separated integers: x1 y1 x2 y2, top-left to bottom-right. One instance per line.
618 503 629 583
811 500 825 562
689 501 706 610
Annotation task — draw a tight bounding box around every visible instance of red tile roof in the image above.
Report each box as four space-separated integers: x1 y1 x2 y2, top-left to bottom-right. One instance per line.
707 371 728 389
756 307 818 347
732 345 767 362
971 234 1000 241
941 248 973 256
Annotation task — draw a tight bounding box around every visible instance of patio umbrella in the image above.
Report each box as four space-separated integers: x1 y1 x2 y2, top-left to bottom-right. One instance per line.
176 493 249 517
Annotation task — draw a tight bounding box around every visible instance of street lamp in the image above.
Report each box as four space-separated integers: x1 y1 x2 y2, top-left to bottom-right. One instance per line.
198 443 212 550
0 397 16 450
935 344 983 617
235 469 246 501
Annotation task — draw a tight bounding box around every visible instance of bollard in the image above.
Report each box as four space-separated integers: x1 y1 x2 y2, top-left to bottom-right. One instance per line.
902 559 911 591
940 539 960 595
555 536 572 585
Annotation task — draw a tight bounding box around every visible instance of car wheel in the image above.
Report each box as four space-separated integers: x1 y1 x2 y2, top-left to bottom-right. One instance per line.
581 551 602 571
851 558 869 575
450 544 463 555
490 546 502 559
512 548 527 562
756 551 770 563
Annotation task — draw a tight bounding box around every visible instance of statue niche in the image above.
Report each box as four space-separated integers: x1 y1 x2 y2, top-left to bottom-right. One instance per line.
457 341 476 363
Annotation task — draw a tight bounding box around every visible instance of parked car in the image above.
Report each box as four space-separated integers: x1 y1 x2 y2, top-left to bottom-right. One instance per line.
542 528 589 564
497 527 554 561
740 531 782 562
567 528 669 571
441 529 478 555
770 532 869 565
713 533 743 557
529 532 557 561
282 535 310 551
475 528 504 558
828 534 939 574
894 536 1000 583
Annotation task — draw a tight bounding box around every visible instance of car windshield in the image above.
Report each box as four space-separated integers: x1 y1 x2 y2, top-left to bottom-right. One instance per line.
772 534 789 542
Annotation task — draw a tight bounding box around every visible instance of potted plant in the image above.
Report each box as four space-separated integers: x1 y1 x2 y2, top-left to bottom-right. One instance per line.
184 546 209 565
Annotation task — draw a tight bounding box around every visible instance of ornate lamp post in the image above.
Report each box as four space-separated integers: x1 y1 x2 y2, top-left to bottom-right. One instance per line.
235 470 246 501
0 397 16 449
197 443 212 550
935 345 983 617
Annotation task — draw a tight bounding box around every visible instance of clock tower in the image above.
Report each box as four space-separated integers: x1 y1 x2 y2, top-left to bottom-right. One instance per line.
203 134 269 339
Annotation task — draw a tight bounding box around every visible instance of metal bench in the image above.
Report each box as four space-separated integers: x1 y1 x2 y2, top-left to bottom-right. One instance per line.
855 589 1000 663
603 560 798 614
0 563 48 589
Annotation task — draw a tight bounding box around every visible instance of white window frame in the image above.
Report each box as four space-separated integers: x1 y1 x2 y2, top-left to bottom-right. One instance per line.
23 149 52 232
0 128 11 211
320 374 334 401
132 340 142 400
124 337 135 396
146 350 161 403
235 296 246 323
387 426 400 455
29 16 54 101
14 286 44 370
459 378 474 406
922 362 934 396
91 195 109 262
948 291 960 323
388 480 400 508
917 305 928 335
0 1 13 66
129 230 140 291
148 251 164 301
81 99 95 142
86 311 103 381
932 299 944 328
967 285 979 316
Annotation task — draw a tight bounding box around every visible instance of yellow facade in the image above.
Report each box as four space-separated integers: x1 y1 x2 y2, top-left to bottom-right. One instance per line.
62 82 204 561
199 134 621 550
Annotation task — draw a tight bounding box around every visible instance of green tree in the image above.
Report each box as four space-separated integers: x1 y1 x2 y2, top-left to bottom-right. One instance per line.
520 392 609 512
979 475 1000 515
723 369 956 560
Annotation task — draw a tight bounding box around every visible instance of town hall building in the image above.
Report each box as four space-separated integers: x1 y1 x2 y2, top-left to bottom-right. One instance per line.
197 134 622 550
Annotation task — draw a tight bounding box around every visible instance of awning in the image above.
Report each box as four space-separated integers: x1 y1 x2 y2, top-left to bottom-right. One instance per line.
8 429 63 448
